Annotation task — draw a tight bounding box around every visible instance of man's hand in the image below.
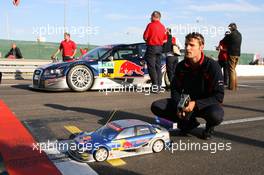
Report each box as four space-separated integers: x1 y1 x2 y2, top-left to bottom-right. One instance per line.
177 111 186 119
184 101 196 113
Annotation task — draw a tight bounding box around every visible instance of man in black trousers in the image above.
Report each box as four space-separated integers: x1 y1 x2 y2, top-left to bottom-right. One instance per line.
143 11 166 91
151 32 224 139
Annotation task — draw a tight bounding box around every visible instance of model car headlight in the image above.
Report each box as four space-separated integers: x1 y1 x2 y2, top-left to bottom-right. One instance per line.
44 68 64 77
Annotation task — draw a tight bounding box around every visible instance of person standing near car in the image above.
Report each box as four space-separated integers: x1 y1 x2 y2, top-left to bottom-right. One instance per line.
216 31 230 86
151 32 224 140
143 11 167 91
224 23 242 90
51 32 77 62
163 28 179 84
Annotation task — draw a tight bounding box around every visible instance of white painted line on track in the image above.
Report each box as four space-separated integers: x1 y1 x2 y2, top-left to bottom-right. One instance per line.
42 140 98 175
55 160 98 175
238 84 262 87
199 116 264 128
221 116 264 125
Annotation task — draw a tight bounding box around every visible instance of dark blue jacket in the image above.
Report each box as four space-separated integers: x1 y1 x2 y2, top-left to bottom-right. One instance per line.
224 30 242 56
171 53 224 110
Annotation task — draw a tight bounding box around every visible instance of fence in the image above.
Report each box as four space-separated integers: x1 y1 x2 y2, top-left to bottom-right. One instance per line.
0 59 49 80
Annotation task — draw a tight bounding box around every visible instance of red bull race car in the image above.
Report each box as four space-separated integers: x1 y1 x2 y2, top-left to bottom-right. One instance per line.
68 119 170 162
30 43 170 92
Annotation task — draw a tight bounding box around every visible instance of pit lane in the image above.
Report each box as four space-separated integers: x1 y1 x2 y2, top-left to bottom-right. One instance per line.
0 77 263 175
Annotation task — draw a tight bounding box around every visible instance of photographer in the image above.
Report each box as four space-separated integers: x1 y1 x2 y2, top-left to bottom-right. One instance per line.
151 32 224 140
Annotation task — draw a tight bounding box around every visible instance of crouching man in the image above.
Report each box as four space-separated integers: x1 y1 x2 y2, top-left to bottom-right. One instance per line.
151 32 224 139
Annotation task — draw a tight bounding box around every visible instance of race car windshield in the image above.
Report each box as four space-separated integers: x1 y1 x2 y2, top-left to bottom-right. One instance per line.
81 47 111 61
95 125 119 140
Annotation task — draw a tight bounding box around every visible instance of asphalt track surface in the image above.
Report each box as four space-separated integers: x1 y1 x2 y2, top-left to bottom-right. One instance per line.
0 76 263 175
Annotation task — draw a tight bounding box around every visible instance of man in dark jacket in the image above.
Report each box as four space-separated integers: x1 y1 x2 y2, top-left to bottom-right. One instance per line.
151 32 224 139
225 23 242 90
5 43 23 59
163 28 179 84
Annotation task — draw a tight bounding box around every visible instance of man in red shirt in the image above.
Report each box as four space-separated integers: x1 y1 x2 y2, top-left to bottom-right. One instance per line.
143 11 167 92
51 33 77 62
216 31 230 86
80 48 88 55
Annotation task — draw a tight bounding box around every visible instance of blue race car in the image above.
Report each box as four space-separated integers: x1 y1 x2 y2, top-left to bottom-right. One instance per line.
31 43 170 92
68 119 170 162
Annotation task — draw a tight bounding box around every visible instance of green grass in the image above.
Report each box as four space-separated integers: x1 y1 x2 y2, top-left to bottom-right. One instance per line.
0 39 253 64
0 39 97 60
204 50 254 65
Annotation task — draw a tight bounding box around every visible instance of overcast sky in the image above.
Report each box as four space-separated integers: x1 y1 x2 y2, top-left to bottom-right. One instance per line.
0 0 263 55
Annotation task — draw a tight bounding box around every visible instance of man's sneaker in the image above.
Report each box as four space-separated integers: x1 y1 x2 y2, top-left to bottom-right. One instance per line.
201 126 215 140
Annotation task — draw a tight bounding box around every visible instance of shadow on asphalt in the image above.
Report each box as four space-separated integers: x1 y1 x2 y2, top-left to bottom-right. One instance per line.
11 84 100 94
11 84 30 90
223 104 264 113
214 131 264 148
89 163 142 175
11 84 68 93
44 103 155 125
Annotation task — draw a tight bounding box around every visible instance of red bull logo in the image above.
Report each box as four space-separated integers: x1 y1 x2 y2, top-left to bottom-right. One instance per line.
119 61 144 76
123 141 133 148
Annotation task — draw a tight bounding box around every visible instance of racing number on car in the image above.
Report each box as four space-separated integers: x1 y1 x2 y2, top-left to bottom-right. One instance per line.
102 68 113 77
98 62 115 78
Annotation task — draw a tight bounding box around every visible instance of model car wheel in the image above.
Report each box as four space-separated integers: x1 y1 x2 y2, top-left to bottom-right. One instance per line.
67 65 94 92
152 140 164 153
93 147 109 162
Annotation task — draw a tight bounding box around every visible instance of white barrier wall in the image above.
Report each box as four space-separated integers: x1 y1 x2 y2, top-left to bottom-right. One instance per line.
0 59 50 79
0 59 264 80
236 65 264 76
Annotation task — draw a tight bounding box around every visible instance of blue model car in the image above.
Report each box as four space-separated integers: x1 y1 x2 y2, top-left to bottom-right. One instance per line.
31 43 171 92
68 119 170 162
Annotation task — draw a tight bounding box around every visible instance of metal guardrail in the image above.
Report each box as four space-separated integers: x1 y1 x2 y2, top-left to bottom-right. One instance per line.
0 58 50 80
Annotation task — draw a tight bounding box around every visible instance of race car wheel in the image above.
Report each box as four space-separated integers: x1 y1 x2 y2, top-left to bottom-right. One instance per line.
67 65 94 92
93 147 109 162
152 140 165 153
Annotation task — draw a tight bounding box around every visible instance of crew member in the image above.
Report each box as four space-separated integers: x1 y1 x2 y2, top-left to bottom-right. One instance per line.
143 11 166 91
51 32 77 62
151 32 224 139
